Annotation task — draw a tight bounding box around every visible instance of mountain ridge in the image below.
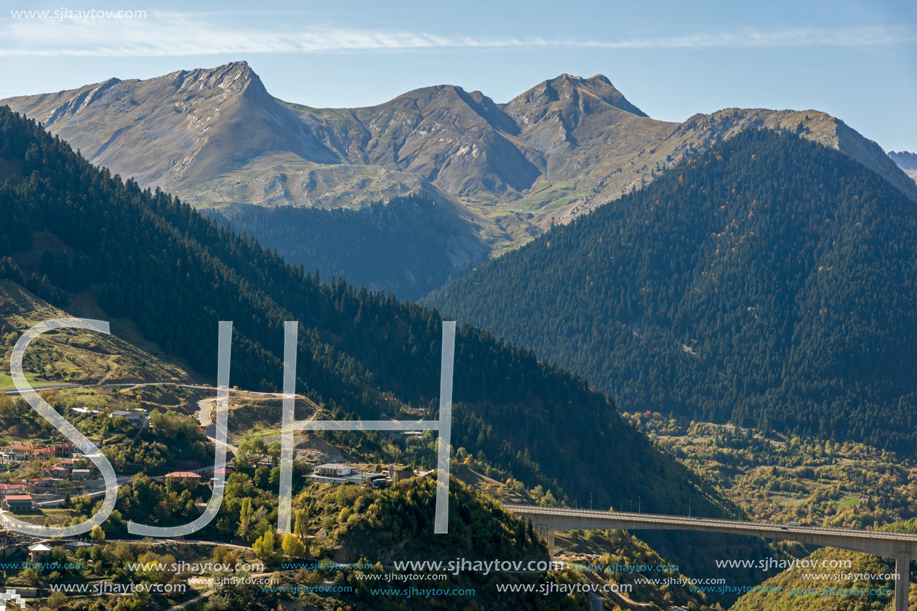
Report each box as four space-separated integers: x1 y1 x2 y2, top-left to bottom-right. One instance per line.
6 61 913 220
4 62 915 282
426 128 917 455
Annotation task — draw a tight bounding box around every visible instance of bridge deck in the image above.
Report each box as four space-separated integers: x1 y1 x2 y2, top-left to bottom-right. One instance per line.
506 504 915 611
505 504 917 557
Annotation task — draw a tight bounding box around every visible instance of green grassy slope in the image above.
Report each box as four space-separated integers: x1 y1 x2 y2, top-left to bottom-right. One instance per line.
0 279 191 387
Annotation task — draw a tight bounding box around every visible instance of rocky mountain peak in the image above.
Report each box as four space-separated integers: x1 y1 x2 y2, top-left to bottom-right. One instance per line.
159 60 268 102
504 73 648 129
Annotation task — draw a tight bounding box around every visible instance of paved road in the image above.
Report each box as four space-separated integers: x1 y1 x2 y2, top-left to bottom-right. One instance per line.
3 381 301 396
168 589 213 610
196 397 239 456
2 383 80 394
2 382 216 395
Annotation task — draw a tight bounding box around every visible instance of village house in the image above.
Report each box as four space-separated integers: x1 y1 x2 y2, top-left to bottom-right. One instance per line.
0 529 29 549
26 478 61 493
42 465 70 478
28 543 51 562
110 410 145 424
313 464 357 478
2 442 42 462
70 469 92 481
0 483 31 496
165 471 202 489
1 442 75 463
1 494 34 513
50 443 75 458
71 407 99 415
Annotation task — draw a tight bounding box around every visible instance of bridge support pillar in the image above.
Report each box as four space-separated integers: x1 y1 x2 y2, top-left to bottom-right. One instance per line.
534 522 555 558
895 552 911 611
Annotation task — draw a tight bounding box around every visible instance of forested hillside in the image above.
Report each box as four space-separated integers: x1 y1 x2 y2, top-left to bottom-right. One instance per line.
0 105 736 524
210 195 476 300
427 129 917 454
731 521 917 611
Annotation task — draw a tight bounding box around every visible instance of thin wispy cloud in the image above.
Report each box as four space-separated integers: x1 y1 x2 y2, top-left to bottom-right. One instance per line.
1 12 914 57
577 27 917 49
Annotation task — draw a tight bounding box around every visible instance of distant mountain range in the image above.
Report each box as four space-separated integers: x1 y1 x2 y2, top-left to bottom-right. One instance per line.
890 150 917 182
3 62 915 259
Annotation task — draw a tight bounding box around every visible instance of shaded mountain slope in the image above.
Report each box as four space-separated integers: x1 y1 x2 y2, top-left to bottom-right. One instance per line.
209 195 484 300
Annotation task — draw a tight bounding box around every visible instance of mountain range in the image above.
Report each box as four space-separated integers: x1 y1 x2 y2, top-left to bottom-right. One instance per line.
891 150 917 182
3 62 915 283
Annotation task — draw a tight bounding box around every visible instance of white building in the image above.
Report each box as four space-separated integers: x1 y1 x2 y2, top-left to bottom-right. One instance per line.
308 463 387 486
110 410 145 422
313 464 357 477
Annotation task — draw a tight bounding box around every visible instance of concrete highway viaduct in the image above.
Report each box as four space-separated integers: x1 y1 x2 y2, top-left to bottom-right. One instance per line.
507 505 917 611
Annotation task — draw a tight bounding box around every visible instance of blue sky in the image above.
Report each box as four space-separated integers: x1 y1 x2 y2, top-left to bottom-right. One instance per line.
1 0 915 151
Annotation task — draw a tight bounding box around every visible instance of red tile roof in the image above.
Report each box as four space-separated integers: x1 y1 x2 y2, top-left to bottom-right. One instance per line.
165 471 201 479
0 483 29 491
5 442 41 451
